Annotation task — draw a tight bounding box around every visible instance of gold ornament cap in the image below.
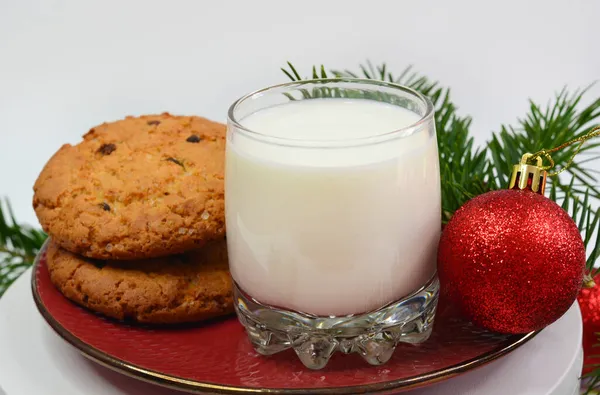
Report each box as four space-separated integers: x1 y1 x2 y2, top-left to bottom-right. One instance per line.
509 153 547 195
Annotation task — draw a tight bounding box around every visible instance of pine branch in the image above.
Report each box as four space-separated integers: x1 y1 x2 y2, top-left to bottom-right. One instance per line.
488 87 600 197
585 352 600 395
0 198 47 296
551 180 600 276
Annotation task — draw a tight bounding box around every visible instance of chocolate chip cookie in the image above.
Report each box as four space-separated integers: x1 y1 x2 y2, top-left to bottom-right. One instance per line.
33 113 225 259
46 239 233 324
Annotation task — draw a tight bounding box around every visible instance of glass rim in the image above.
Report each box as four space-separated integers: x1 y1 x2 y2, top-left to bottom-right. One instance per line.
227 78 435 148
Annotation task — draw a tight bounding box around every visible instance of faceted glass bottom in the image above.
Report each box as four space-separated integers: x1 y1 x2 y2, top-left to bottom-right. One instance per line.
234 275 440 370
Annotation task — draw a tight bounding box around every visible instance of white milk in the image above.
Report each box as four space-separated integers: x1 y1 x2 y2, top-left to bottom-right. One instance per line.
226 99 440 316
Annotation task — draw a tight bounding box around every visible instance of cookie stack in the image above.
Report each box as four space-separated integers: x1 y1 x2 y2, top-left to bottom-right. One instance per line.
33 113 233 324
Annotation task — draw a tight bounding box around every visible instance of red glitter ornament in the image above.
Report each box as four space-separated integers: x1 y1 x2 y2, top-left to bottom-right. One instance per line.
438 189 586 334
578 274 600 374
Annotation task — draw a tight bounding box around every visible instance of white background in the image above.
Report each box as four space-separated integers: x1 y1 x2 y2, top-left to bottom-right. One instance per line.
1 0 599 227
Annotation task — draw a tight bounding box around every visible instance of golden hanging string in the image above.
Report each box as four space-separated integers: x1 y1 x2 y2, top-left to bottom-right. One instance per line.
509 125 600 195
528 125 600 176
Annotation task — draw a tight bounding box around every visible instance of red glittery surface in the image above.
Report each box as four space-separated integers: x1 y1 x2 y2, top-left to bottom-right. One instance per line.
438 189 586 334
578 274 600 374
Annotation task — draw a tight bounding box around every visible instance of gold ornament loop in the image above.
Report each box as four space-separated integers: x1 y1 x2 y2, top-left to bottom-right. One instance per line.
509 153 547 194
528 125 600 177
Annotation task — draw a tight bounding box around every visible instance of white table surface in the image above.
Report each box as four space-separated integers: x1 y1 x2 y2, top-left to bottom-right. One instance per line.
0 268 583 395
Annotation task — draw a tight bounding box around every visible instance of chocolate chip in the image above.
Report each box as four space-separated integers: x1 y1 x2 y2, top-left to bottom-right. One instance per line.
165 157 185 168
186 134 201 143
100 202 111 211
97 143 116 155
214 295 226 306
147 120 161 126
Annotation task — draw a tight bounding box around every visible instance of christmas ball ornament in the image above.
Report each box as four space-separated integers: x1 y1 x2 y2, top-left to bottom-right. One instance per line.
438 154 586 334
578 274 600 374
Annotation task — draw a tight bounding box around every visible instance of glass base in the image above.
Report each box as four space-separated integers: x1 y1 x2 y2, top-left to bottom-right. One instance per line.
234 275 440 370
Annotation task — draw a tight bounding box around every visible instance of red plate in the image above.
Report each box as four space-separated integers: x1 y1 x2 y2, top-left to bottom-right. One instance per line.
32 241 538 394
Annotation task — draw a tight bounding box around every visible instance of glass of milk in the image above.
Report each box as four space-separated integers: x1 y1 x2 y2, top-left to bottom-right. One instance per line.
226 79 440 370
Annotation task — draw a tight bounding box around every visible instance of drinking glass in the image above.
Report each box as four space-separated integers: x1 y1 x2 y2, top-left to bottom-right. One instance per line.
226 79 440 369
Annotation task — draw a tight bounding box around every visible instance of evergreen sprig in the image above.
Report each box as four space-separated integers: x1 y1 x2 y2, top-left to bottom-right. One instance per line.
489 86 600 197
551 179 600 276
0 199 47 296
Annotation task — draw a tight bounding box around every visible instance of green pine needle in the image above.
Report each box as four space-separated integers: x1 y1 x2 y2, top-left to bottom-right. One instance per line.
0 198 47 296
551 180 600 275
488 86 600 198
